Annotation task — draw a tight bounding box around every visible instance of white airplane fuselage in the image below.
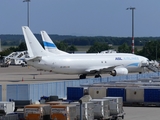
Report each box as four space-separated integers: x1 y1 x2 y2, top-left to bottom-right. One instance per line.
27 53 147 75
22 26 149 78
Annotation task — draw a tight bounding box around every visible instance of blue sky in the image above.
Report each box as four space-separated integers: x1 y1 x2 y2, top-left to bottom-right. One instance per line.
0 0 160 37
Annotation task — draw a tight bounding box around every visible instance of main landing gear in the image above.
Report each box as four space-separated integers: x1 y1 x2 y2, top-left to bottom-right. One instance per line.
79 74 86 79
95 74 101 78
79 74 101 79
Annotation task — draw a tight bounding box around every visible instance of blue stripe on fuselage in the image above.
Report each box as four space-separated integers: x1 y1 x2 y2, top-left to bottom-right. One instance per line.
127 63 139 67
43 41 56 48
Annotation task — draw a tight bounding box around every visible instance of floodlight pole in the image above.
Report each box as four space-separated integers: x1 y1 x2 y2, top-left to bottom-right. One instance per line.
126 7 135 54
23 0 30 27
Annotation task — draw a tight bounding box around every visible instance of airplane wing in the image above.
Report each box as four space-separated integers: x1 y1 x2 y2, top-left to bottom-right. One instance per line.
25 56 42 61
85 65 121 73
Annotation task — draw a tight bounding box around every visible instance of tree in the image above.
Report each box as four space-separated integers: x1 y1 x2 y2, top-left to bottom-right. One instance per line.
118 43 131 53
67 45 78 53
87 42 112 53
17 42 27 51
136 40 160 60
56 41 68 51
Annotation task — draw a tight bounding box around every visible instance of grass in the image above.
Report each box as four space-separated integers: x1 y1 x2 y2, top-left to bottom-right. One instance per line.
75 45 143 52
76 46 90 52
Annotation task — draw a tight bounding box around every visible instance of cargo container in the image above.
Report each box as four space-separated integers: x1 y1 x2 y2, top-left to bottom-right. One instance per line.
103 97 123 115
125 87 144 102
45 101 69 105
0 101 15 115
24 104 51 120
144 87 160 102
50 104 77 120
88 87 107 99
71 102 94 120
90 99 110 119
107 88 126 101
67 87 85 101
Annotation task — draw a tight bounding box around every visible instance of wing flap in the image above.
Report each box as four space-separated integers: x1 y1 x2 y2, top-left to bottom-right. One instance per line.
85 65 122 73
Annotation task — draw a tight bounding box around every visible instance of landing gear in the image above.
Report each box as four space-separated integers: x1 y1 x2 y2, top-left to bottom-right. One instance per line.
79 74 86 79
95 74 101 78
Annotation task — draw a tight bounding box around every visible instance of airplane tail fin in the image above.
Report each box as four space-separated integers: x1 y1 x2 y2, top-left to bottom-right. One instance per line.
22 26 47 57
41 30 68 54
40 31 57 52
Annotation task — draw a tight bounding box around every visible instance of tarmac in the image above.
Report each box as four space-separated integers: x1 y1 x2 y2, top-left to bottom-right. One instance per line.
0 65 160 120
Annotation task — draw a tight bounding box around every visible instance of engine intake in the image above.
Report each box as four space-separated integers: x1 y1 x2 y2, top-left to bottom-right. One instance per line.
110 67 128 76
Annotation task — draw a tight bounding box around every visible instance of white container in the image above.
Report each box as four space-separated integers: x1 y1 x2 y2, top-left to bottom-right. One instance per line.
103 97 123 115
0 101 15 114
71 102 94 120
125 87 144 102
91 99 110 119
88 87 107 99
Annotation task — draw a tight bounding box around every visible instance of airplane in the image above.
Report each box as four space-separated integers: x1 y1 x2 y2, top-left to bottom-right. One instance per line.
22 26 150 79
40 31 68 54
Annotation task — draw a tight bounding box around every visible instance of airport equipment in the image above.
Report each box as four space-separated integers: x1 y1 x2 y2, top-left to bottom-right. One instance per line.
103 97 125 120
107 87 126 101
144 87 160 102
40 95 59 102
0 101 15 115
70 102 94 120
67 87 88 101
45 101 69 105
4 51 29 65
50 104 77 120
103 97 123 115
9 100 32 112
91 99 110 119
24 104 51 120
88 87 107 99
125 87 144 103
0 113 18 120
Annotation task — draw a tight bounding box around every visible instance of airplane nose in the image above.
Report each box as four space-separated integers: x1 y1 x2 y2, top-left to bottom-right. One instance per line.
141 58 149 67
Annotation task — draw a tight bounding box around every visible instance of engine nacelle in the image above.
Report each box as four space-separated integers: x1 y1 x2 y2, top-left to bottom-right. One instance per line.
110 67 128 76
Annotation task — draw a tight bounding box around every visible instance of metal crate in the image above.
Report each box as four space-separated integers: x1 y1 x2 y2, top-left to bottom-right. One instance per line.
91 99 110 119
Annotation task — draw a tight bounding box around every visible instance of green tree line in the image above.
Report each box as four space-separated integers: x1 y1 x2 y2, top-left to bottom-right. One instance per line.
0 35 160 60
0 34 160 46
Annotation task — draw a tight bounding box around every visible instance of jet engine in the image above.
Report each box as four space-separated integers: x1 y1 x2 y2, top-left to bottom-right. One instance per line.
110 67 128 76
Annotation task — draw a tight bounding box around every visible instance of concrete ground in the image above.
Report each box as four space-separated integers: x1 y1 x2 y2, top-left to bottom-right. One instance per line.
124 107 160 120
1 65 160 119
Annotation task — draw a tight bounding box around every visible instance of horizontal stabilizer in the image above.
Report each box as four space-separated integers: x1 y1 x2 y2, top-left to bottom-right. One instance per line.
25 56 42 61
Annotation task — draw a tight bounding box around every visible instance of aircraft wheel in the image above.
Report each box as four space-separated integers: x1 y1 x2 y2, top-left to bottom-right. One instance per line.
95 74 101 78
79 74 86 79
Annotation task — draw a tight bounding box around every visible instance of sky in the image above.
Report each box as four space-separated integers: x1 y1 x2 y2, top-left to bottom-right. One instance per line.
0 0 160 37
